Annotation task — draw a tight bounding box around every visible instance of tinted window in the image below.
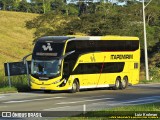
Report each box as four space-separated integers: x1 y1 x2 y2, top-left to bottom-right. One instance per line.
95 40 139 51
66 40 139 53
72 62 125 74
32 42 64 60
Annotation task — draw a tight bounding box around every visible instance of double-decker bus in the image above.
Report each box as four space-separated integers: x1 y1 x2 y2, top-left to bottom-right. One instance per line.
30 36 140 93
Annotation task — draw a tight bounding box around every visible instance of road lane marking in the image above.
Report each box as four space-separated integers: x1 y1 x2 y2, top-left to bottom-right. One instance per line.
76 95 110 99
43 106 72 111
137 96 160 100
110 97 160 106
120 98 156 104
90 96 160 106
0 96 5 99
3 97 66 103
56 98 113 105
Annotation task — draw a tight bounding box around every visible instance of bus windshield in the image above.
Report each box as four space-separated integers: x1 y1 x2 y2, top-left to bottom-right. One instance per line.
31 60 60 78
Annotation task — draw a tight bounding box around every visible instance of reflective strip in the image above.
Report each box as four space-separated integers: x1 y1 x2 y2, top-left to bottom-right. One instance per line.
89 36 100 40
68 84 110 90
80 84 109 89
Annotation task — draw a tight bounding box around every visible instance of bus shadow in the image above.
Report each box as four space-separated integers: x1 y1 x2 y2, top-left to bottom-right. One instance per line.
21 87 115 94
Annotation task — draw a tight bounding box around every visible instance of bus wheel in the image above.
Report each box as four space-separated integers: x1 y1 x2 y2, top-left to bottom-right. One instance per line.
44 90 51 93
114 77 121 90
70 80 79 93
121 76 128 89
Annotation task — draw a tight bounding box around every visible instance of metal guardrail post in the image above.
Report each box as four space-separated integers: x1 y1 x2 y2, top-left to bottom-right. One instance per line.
25 61 30 86
7 63 11 87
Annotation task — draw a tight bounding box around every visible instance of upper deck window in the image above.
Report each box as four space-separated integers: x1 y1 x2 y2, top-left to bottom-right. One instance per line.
32 42 64 60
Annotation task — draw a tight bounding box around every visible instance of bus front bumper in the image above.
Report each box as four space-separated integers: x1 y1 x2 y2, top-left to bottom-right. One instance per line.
30 80 71 91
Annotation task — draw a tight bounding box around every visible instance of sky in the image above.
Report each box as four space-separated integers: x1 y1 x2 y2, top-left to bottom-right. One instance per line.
26 0 126 5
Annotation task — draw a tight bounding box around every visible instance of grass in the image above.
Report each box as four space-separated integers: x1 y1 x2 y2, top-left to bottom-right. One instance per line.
0 11 38 72
60 102 160 120
140 79 160 84
0 87 17 93
0 11 38 91
0 73 31 92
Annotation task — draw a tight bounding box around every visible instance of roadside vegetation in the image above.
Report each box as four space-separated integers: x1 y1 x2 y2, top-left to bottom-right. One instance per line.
61 102 160 120
0 11 37 91
0 87 17 93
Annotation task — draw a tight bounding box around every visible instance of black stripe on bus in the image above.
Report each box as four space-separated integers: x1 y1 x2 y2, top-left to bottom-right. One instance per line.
72 62 125 75
66 40 139 52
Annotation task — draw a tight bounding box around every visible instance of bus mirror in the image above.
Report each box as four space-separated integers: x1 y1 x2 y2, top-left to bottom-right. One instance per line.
63 62 69 75
60 50 75 60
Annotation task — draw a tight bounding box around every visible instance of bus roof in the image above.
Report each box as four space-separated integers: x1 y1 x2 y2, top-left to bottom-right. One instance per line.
37 36 74 43
71 36 139 41
36 35 139 43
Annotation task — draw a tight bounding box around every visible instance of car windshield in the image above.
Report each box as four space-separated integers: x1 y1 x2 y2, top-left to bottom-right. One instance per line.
31 60 60 77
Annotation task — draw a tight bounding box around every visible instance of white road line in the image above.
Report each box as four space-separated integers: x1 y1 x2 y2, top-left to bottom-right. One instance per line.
130 100 160 105
0 96 5 99
137 96 160 100
3 97 66 103
77 95 110 99
56 98 113 105
90 96 160 106
43 106 72 111
120 98 156 104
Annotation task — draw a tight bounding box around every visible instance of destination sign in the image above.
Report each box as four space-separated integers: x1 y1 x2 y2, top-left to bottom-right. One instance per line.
36 52 58 56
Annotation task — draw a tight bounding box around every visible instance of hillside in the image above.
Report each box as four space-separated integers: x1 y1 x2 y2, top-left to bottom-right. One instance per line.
0 11 38 72
0 11 159 81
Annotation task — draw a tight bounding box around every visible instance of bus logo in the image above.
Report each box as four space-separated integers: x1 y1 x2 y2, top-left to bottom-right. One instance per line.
111 54 133 60
42 43 53 51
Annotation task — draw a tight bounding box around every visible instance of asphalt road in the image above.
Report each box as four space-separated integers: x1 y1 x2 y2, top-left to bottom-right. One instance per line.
0 83 160 118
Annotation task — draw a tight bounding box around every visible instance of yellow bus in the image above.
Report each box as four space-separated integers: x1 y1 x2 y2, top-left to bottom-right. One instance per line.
30 36 140 93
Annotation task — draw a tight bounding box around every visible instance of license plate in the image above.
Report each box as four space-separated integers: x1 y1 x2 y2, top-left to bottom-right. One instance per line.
40 87 46 90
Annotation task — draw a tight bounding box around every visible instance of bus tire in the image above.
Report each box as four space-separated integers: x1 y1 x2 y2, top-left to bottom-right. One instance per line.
114 77 121 90
70 80 79 93
120 76 128 89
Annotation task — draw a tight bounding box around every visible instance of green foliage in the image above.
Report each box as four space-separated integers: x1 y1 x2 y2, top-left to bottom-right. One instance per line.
0 87 17 93
0 74 30 92
61 102 160 119
149 67 160 80
25 1 160 52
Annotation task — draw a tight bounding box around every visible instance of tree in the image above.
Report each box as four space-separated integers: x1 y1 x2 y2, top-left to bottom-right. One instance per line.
0 0 14 11
18 0 31 12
